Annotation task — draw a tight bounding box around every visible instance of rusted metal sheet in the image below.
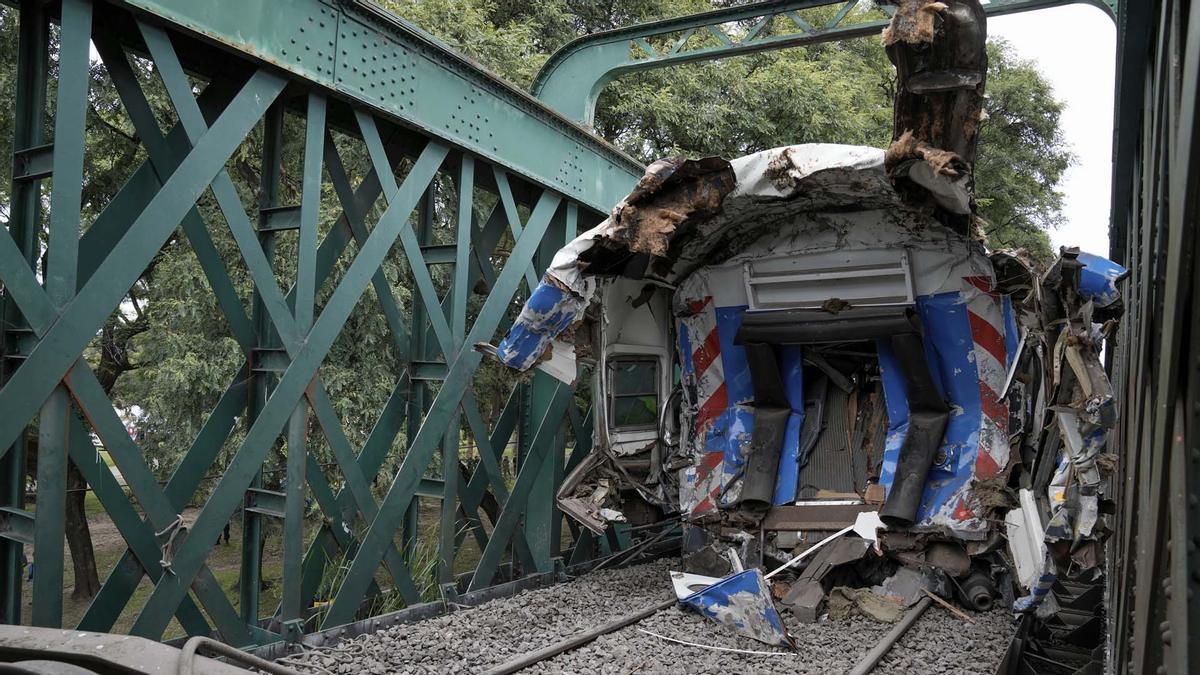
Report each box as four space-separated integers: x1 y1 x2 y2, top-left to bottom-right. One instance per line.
883 0 987 223
761 504 877 532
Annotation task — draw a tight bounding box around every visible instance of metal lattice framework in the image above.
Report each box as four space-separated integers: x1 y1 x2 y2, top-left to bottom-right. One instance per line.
531 0 1119 125
0 0 1158 658
1107 0 1200 671
0 0 638 645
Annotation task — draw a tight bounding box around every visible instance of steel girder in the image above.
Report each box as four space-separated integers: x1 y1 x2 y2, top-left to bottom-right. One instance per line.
0 0 606 646
531 0 1119 125
1107 1 1200 672
0 0 1140 655
111 0 644 212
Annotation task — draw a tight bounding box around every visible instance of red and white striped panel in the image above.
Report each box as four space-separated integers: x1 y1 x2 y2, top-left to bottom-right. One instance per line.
678 296 727 518
962 275 1010 483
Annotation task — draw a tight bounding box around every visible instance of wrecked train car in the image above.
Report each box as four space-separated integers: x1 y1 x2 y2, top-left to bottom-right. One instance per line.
482 142 1125 628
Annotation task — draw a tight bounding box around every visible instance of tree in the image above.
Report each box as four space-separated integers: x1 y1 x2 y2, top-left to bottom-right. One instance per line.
390 1 1071 260
975 39 1073 260
0 0 1074 604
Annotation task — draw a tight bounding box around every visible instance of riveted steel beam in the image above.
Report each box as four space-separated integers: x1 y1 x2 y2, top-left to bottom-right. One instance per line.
111 0 643 211
532 0 1118 125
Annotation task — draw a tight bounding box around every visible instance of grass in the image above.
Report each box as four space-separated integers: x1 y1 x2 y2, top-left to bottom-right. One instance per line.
18 441 578 638
22 507 285 639
20 497 527 638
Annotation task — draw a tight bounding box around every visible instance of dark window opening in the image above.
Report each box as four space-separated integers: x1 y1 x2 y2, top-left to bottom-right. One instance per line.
609 358 659 429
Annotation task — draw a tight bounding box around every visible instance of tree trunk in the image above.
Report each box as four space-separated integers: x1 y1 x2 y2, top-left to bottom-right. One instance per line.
59 308 148 601
64 460 99 600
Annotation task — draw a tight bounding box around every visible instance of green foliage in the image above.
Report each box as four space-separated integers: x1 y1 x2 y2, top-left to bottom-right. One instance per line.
1 1 1074 497
975 39 1074 260
391 0 1071 261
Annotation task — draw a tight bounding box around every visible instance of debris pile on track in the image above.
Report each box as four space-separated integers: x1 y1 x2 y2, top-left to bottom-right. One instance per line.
281 559 1016 674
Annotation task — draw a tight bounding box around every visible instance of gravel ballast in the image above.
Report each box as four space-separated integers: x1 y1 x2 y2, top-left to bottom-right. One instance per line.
281 559 1016 674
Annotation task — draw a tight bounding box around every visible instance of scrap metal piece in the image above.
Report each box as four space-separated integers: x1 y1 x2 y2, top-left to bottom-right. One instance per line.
779 537 873 623
1075 251 1128 310
883 0 987 220
827 586 904 623
780 581 825 623
671 571 723 600
488 275 587 372
1006 488 1048 592
766 511 886 581
677 569 794 648
873 566 932 608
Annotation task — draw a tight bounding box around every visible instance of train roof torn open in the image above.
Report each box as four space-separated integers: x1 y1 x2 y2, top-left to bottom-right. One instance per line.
479 140 1125 648
479 0 1126 659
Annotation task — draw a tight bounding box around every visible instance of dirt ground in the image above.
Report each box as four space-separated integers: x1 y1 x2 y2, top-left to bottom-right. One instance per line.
18 496 509 638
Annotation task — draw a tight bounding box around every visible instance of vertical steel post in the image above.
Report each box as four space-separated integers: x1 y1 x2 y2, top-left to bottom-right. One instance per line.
0 0 49 625
439 158 473 583
281 93 325 636
242 102 285 628
521 210 567 568
32 0 92 628
404 187 436 564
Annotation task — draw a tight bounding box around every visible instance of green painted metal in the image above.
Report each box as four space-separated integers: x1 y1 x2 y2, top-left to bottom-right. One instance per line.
317 182 563 628
531 0 1119 125
113 0 642 212
1 0 46 625
473 378 573 591
0 0 1128 653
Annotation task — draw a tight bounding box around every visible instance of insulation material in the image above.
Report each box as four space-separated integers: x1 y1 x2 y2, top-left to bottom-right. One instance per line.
881 0 948 46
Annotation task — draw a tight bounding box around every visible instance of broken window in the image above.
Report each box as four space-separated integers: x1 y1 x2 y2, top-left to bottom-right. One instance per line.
609 358 659 429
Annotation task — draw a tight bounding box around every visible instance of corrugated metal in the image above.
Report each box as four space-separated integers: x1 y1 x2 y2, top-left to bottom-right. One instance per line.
796 386 858 499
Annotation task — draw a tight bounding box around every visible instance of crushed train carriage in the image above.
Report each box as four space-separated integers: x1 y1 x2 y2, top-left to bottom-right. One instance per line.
482 141 1126 634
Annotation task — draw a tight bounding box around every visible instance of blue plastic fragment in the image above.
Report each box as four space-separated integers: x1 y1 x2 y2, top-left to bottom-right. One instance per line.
773 346 805 506
1076 251 1127 308
679 570 794 648
495 276 584 370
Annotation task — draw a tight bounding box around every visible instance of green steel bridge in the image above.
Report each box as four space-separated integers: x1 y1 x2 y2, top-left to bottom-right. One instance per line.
0 0 1194 672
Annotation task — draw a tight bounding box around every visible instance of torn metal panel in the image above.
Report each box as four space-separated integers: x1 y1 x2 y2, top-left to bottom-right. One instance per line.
1076 251 1128 309
1005 488 1048 592
676 569 793 648
492 274 586 373
883 0 987 223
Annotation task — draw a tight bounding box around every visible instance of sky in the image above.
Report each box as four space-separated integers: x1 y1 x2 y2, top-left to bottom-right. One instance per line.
987 5 1118 253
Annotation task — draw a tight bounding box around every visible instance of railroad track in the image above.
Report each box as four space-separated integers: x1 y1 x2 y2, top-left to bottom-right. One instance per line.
278 559 1015 674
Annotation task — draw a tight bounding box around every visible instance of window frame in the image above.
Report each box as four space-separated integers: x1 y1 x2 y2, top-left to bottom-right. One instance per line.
606 356 661 431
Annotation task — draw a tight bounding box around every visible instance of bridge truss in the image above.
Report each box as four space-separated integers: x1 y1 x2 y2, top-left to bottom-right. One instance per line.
0 0 1174 666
